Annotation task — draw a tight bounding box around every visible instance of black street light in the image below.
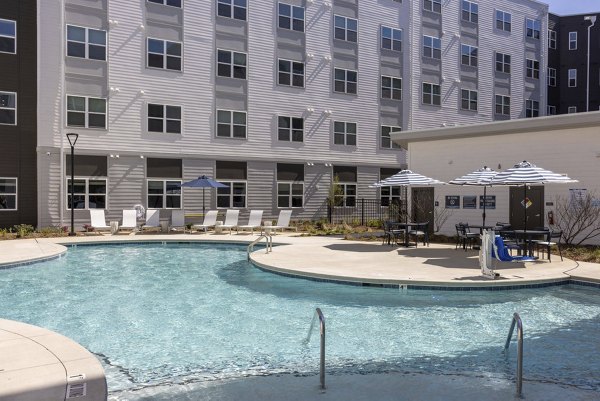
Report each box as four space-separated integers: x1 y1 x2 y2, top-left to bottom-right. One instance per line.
66 133 79 236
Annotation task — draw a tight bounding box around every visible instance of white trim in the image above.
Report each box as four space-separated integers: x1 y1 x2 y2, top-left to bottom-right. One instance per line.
333 14 358 43
147 0 183 9
332 120 357 146
0 177 17 211
422 82 441 106
422 35 441 59
277 2 305 33
495 9 512 32
216 0 247 21
66 95 107 129
215 180 247 209
146 179 182 209
0 18 17 55
569 31 578 50
276 181 304 208
333 67 358 95
146 37 183 72
0 91 17 126
65 177 108 210
147 103 183 134
381 75 402 101
216 48 248 80
215 109 247 139
380 25 402 52
277 58 305 88
65 24 107 61
568 68 577 87
277 115 304 142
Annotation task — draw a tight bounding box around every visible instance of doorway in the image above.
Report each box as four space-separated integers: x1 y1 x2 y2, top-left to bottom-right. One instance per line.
412 187 434 233
509 186 544 230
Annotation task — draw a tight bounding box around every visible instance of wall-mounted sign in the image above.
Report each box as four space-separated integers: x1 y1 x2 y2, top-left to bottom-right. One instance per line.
445 195 460 209
463 196 477 209
479 195 496 209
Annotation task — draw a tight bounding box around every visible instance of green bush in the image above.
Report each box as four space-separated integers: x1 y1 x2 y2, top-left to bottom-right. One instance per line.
13 224 35 238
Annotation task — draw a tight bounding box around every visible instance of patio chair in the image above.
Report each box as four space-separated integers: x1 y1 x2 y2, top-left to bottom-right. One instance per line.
120 209 138 233
534 230 563 262
455 223 478 251
220 209 240 234
492 236 536 262
141 209 160 232
408 221 429 247
170 209 188 233
89 209 111 233
382 220 403 245
237 210 263 234
262 210 295 234
192 210 218 233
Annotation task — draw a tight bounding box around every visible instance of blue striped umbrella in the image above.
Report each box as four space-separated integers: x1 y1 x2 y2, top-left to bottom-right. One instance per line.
449 166 498 226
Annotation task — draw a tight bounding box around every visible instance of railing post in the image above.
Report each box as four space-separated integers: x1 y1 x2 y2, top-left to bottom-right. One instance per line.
316 308 325 390
361 198 365 226
504 312 523 397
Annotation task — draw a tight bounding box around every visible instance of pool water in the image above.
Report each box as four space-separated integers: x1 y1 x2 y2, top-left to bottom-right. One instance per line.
0 243 599 396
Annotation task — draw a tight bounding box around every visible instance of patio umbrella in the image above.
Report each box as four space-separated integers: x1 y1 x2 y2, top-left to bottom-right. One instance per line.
180 175 228 214
449 166 498 227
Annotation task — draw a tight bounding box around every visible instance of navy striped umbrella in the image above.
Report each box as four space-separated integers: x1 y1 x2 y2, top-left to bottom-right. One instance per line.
449 166 498 226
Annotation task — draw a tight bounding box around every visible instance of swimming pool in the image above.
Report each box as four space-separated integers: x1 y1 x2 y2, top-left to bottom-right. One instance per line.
0 243 599 398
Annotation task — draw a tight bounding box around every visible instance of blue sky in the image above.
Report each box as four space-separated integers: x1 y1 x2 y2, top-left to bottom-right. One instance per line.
543 0 600 15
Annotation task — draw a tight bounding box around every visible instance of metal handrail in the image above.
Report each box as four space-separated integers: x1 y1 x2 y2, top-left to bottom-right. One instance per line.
504 312 524 397
304 308 326 390
247 234 272 260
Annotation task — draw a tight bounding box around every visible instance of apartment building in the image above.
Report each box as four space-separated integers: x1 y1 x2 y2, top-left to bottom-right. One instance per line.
34 0 548 229
0 0 37 228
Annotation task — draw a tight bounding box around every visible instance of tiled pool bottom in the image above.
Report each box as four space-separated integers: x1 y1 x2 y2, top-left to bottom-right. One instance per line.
0 243 598 399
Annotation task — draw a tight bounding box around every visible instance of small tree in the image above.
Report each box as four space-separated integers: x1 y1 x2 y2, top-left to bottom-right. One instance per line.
327 174 344 208
433 197 454 233
554 192 600 245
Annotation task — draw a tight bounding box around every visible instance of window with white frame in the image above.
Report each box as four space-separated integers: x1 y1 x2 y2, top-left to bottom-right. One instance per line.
217 49 247 79
67 178 107 209
568 69 577 87
495 95 510 115
381 76 402 100
461 89 477 111
568 106 577 114
148 0 182 7
548 68 556 86
495 52 511 73
216 161 247 208
147 180 181 209
547 105 556 115
278 59 304 87
381 125 401 149
526 59 539 79
278 3 305 32
526 18 541 39
277 163 304 208
526 99 539 118
216 110 247 138
461 0 478 23
147 38 182 71
0 91 16 125
66 95 106 129
461 44 478 67
423 0 441 13
217 0 247 20
278 116 303 142
0 19 16 54
381 26 402 51
333 121 357 146
379 169 401 206
333 166 357 207
334 15 357 42
569 32 577 50
66 25 106 61
148 104 181 134
548 30 556 49
0 178 17 210
496 10 511 32
423 35 441 59
422 83 441 106
334 68 357 94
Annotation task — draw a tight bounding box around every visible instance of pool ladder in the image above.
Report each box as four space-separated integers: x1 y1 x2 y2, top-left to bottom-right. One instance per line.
247 234 273 260
304 308 326 390
504 312 524 397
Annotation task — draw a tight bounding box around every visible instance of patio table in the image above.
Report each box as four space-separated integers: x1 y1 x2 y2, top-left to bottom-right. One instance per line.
395 222 427 247
512 229 549 258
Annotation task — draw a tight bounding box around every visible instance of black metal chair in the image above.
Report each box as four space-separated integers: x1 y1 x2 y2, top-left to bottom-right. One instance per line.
535 230 563 262
382 221 403 245
498 229 522 255
455 223 478 251
408 221 429 248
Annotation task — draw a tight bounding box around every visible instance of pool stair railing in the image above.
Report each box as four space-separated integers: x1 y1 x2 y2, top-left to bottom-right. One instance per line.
303 307 326 390
503 312 524 397
247 234 273 260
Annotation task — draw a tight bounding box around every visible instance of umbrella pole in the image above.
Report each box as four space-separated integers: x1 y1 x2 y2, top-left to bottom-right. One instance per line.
203 187 205 215
523 184 527 233
482 186 487 227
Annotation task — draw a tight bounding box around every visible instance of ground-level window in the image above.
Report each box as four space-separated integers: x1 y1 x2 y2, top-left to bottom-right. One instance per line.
216 161 247 208
568 106 577 114
547 105 556 115
495 95 510 115
333 166 357 207
0 91 16 125
526 99 539 118
380 168 401 207
147 180 181 209
67 178 107 209
0 178 17 210
277 163 304 208
0 19 16 54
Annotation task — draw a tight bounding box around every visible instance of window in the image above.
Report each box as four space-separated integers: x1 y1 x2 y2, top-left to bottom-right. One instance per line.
423 0 441 13
334 68 357 94
381 126 401 149
568 106 577 114
461 44 478 67
461 1 478 23
278 116 303 142
147 180 181 209
333 121 357 146
526 99 539 118
423 35 441 59
548 30 556 49
66 96 106 129
277 164 304 208
380 186 401 207
332 166 357 207
381 26 402 52
495 95 510 115
217 49 247 79
0 178 17 210
216 161 247 208
67 178 107 209
461 89 477 111
0 19 16 54
496 10 511 32
148 0 182 8
495 52 511 73
148 104 181 134
334 15 357 42
422 83 441 106
217 0 247 20
66 25 106 61
547 105 556 115
278 3 305 32
147 38 182 71
568 69 577 87
548 68 556 86
526 59 539 79
526 18 541 39
0 91 16 125
569 32 577 50
278 59 304 87
381 76 402 100
216 110 246 138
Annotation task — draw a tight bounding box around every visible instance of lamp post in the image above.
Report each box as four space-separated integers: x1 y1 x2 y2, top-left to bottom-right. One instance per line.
584 15 597 112
66 133 79 236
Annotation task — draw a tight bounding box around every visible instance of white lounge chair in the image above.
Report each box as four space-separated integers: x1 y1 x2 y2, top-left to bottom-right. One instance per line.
192 210 218 233
120 209 138 233
236 210 263 234
170 210 187 233
89 209 111 234
141 209 160 232
220 209 239 234
263 210 294 234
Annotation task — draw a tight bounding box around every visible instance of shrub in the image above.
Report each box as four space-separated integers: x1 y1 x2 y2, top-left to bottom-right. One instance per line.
13 224 35 238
